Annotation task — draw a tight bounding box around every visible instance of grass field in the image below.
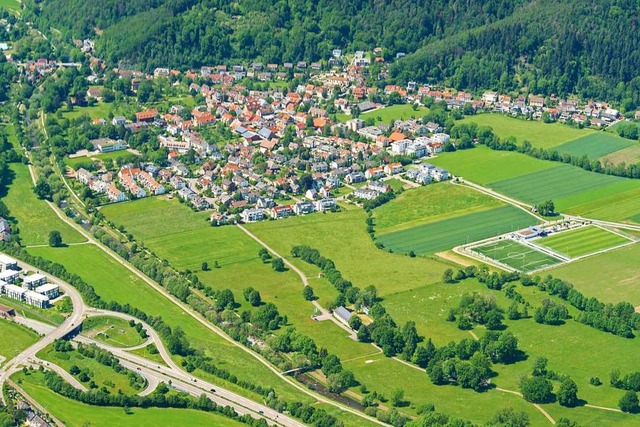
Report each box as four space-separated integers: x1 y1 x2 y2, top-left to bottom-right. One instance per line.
0 319 40 364
547 243 640 305
0 0 20 13
536 226 631 258
601 144 640 166
458 113 592 149
66 151 135 169
430 146 557 184
473 239 564 272
81 316 147 348
128 344 167 366
247 210 451 297
4 163 85 246
27 244 311 403
12 371 245 427
377 205 539 255
488 164 623 205
337 104 429 124
373 182 502 234
38 345 142 395
553 133 635 159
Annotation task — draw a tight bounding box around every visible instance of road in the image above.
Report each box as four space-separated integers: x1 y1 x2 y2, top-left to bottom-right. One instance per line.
0 253 302 427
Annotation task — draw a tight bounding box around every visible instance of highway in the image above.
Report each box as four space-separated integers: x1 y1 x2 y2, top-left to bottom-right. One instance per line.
0 253 303 427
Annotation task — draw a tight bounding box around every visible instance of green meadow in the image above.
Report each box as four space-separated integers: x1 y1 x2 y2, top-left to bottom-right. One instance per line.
536 226 631 258
81 316 147 348
553 133 635 159
0 319 40 364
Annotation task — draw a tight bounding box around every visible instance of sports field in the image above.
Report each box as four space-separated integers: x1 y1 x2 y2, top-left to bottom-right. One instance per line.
376 205 539 255
373 182 502 233
488 164 622 205
536 226 631 258
553 133 635 159
458 113 592 149
472 239 563 272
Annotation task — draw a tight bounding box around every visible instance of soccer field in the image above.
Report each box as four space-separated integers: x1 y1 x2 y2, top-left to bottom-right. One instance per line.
536 225 632 258
472 239 564 272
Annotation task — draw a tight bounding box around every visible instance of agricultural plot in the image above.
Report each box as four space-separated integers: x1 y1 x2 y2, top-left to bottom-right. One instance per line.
458 113 592 149
373 182 502 234
601 145 640 166
536 226 632 258
376 205 539 255
3 163 85 246
553 133 635 159
472 239 563 272
488 164 622 205
429 146 557 184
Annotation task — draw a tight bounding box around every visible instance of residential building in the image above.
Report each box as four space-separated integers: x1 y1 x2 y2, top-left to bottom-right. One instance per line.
293 201 315 215
315 198 336 211
0 254 17 271
0 270 19 284
241 208 265 223
271 205 293 219
25 290 49 308
4 284 25 300
35 283 59 299
23 274 47 289
334 306 352 325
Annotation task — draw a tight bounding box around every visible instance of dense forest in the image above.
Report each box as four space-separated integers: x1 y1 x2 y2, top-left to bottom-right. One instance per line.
26 0 640 106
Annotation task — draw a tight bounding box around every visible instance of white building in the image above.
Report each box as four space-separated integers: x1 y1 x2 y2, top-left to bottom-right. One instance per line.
0 254 17 271
315 198 337 212
35 283 60 299
23 273 47 289
0 270 19 284
4 284 26 300
25 290 49 308
241 208 266 223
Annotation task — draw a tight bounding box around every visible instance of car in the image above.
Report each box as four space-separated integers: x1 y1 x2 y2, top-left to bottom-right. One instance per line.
136 367 141 371
210 388 216 392
258 410 264 415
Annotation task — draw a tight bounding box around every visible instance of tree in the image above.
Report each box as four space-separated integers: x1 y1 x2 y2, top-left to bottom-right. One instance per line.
302 286 315 301
520 376 554 404
534 200 556 216
271 257 286 272
390 388 405 407
259 248 272 263
201 261 209 271
532 357 548 377
619 391 640 413
49 230 63 247
487 408 530 427
442 268 455 284
557 377 579 407
34 178 52 200
243 287 262 307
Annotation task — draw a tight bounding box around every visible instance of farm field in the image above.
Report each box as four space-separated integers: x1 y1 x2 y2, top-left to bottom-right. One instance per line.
38 345 142 395
373 182 502 233
4 163 85 246
601 144 640 166
536 226 632 258
488 164 622 205
553 133 635 159
376 205 539 255
429 145 557 184
12 371 245 427
81 316 147 348
0 319 40 364
458 113 592 149
27 244 311 403
472 238 564 272
247 209 451 296
547 243 640 305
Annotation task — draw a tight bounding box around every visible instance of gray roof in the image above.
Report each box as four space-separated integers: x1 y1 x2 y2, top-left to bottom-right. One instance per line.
334 306 352 322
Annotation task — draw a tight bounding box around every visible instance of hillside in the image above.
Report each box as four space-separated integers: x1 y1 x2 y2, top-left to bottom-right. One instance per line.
29 0 640 105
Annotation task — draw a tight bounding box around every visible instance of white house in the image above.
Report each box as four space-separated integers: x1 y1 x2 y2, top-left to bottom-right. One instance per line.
241 208 265 223
0 254 17 271
35 283 60 299
23 273 47 290
315 198 337 212
25 290 49 308
0 270 19 284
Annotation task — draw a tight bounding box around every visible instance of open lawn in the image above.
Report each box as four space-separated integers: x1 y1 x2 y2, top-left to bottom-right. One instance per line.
488 164 623 206
66 151 137 169
536 226 632 258
547 243 640 305
553 133 635 159
38 345 142 395
12 371 244 427
0 0 20 13
377 205 539 255
458 113 592 149
337 104 429 124
472 238 564 272
0 319 40 364
247 210 451 297
373 182 502 234
81 316 147 348
429 146 557 184
4 163 85 246
27 244 311 403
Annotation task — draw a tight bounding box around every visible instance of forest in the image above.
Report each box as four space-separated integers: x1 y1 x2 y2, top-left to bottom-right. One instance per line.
26 0 640 105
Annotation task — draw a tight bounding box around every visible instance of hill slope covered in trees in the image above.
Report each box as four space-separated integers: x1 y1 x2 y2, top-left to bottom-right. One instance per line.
28 0 640 106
